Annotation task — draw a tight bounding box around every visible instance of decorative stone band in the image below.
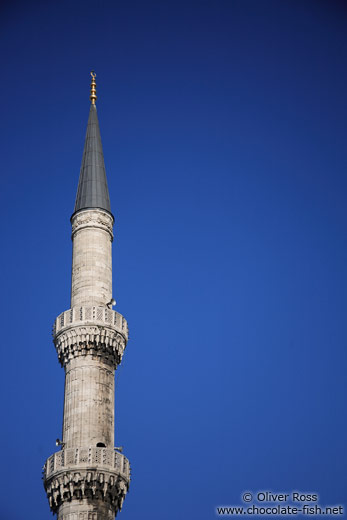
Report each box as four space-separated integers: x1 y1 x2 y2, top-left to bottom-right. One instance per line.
53 307 128 368
43 447 130 515
54 306 128 337
71 208 114 241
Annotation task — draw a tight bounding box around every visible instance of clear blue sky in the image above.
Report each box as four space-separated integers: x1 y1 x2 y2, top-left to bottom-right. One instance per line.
1 1 347 519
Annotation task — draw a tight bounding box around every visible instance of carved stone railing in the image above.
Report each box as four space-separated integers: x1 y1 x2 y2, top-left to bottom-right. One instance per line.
44 447 130 480
54 307 128 338
43 447 130 515
53 307 128 368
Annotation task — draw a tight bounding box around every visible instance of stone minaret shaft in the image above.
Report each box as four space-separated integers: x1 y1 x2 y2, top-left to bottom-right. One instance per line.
44 73 130 520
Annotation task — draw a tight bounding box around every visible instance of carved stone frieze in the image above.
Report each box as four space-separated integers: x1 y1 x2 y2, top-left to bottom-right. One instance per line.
71 209 114 240
54 324 126 368
45 468 128 515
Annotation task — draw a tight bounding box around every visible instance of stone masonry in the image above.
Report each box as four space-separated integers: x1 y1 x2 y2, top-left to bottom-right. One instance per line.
71 209 113 308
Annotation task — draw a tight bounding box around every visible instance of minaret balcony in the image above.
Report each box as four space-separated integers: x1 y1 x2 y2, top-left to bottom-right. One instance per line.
53 306 128 368
43 446 130 515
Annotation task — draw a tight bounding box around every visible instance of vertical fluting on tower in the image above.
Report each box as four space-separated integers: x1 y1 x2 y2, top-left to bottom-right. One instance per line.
43 73 130 520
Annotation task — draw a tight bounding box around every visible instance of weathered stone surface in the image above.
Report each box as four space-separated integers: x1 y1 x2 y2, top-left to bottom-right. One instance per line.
44 448 130 517
56 500 115 520
63 358 115 448
71 209 114 308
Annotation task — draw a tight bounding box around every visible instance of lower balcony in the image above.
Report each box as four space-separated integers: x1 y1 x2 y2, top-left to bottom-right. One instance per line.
43 446 130 515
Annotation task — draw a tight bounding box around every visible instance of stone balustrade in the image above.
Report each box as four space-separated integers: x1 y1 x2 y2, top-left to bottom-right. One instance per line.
54 306 128 340
44 447 130 481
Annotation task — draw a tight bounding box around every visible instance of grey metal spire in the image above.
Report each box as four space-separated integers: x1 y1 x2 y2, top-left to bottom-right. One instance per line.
74 74 111 214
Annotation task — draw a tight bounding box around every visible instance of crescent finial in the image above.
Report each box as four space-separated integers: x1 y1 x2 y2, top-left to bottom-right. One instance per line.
90 71 97 105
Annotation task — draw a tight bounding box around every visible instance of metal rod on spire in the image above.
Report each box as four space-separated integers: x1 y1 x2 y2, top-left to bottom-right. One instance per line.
90 71 97 105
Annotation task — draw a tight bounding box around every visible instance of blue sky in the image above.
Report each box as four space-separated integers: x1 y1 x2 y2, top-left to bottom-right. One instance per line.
1 1 347 519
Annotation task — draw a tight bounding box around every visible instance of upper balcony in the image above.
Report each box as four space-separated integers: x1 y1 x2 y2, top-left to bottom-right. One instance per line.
54 306 128 340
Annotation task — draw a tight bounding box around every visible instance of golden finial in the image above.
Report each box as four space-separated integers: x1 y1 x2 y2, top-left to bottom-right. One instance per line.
90 71 97 105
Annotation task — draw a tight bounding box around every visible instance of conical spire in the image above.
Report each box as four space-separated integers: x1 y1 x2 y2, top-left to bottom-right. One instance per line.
74 72 111 215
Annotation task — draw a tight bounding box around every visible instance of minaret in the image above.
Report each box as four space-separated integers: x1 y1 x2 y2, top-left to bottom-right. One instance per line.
43 73 130 520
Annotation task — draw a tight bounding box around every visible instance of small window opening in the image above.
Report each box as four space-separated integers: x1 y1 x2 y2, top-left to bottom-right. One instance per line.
96 442 106 448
